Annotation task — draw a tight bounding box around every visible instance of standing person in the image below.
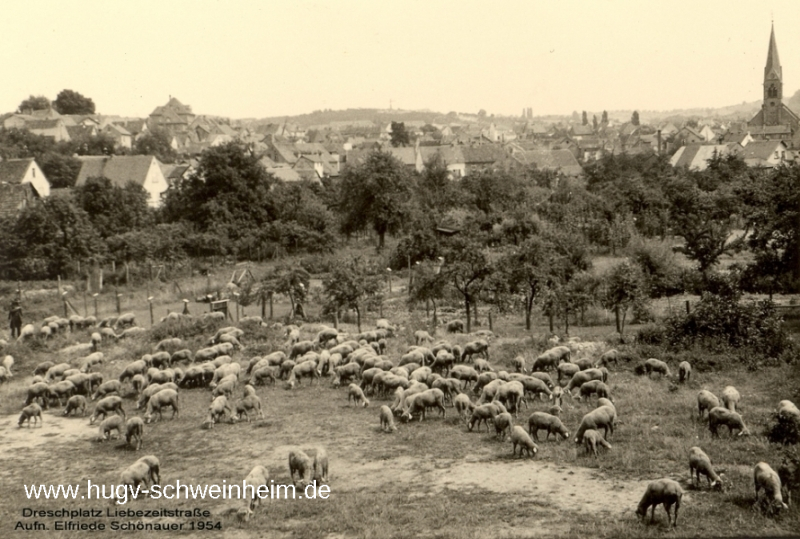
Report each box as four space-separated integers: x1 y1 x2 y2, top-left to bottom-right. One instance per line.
9 298 22 339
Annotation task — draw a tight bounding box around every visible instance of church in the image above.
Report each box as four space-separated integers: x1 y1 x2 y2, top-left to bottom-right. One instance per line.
747 24 800 147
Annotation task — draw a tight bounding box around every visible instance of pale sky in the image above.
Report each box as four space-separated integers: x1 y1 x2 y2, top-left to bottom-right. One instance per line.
1 0 799 119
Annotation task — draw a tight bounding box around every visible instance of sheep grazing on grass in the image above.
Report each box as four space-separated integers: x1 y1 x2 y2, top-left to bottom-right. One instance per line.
445 319 464 333
636 479 683 528
643 358 671 378
310 447 329 484
510 356 526 373
242 465 269 521
431 378 462 406
379 405 397 432
708 406 750 437
473 358 493 373
90 396 126 425
557 362 580 384
595 349 619 368
678 361 692 383
33 361 54 377
3 354 14 377
493 412 513 440
697 390 721 419
778 400 800 422
287 361 321 389
574 403 617 444
333 363 361 388
402 388 447 422
454 394 476 424
18 403 43 427
576 380 612 402
510 425 538 458
234 395 265 422
114 312 136 330
449 365 479 390
688 446 725 491
206 395 233 427
144 389 179 424
461 340 490 363
721 386 741 413
527 412 569 442
347 384 370 407
92 380 122 401
117 455 161 500
288 449 314 488
98 415 125 442
126 417 144 450
468 402 506 432
64 395 87 417
25 382 50 409
754 462 789 514
531 346 571 372
493 381 526 417
583 429 612 458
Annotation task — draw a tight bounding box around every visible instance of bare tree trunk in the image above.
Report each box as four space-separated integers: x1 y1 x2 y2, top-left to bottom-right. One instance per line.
355 306 362 333
465 296 471 333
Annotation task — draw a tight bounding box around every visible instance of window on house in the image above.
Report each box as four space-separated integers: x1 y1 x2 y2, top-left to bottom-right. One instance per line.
775 151 779 159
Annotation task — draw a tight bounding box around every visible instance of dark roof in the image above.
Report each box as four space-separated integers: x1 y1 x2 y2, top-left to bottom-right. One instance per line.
570 125 594 136
460 144 506 164
0 182 39 219
513 149 583 176
765 24 782 81
26 119 62 130
742 140 787 160
75 155 159 188
66 125 95 139
0 158 34 184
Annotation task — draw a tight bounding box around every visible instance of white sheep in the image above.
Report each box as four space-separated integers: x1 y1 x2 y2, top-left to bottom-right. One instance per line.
644 358 671 378
347 383 370 407
697 389 720 419
2 354 14 376
527 411 569 442
493 411 514 440
64 395 87 417
242 465 270 521
754 462 789 513
206 395 232 427
98 415 125 442
509 425 538 458
288 448 314 487
721 385 741 412
18 403 43 427
708 406 750 437
778 400 800 422
688 446 725 491
379 405 397 432
126 417 144 450
635 478 683 527
310 446 329 484
678 361 691 383
583 429 612 458
234 395 264 422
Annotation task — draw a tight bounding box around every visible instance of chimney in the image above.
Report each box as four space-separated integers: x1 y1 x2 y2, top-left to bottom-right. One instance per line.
657 129 662 155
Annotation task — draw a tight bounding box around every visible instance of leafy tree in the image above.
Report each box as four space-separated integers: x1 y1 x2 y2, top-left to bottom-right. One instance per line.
460 169 528 216
601 261 647 335
68 132 116 156
53 89 96 115
323 257 381 331
417 153 462 213
390 121 410 147
601 110 608 125
17 95 51 113
478 109 487 119
73 176 151 238
270 265 310 319
0 128 54 160
336 150 414 250
133 128 177 164
441 236 492 332
37 152 82 188
582 111 588 126
631 111 640 126
408 262 448 326
592 115 598 131
499 236 552 330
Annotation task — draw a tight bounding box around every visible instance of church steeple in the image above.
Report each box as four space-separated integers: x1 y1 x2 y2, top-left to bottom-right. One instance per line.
763 23 783 126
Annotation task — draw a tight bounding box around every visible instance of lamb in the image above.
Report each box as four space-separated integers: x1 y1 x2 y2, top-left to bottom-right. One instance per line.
64 395 87 417
18 403 43 427
635 479 683 527
721 385 741 412
98 415 125 442
708 406 750 437
583 429 612 458
574 404 617 443
527 411 570 442
402 388 447 422
379 405 397 432
242 465 270 521
697 389 720 419
531 346 571 372
347 384 370 407
493 411 514 440
234 395 265 422
126 417 144 450
644 358 671 378
510 425 539 458
144 389 179 423
754 462 789 513
688 446 725 490
678 361 692 383
90 396 126 425
206 395 233 426
288 449 314 487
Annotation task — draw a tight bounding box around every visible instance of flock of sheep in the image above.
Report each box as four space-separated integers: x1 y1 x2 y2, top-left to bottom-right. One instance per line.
4 309 800 528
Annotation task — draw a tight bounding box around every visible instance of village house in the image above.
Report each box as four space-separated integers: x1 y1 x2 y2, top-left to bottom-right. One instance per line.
741 140 790 168
669 143 742 171
0 158 51 197
74 155 168 207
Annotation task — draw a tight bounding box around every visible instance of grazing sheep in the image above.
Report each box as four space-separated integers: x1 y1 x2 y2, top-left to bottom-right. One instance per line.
289 340 315 360
379 405 397 432
287 360 321 389
90 396 126 425
119 360 148 383
527 371 555 389
494 411 514 440
211 379 237 400
431 377 462 405
131 374 148 395
242 465 269 521
234 395 264 422
595 349 619 368
697 390 720 419
678 361 692 383
18 403 43 427
288 449 314 487
117 455 160 497
635 479 683 527
449 365 479 390
527 412 570 442
126 417 144 450
206 395 233 427
144 389 179 423
250 366 278 387
461 340 490 363
721 386 741 412
510 425 539 458
754 462 789 513
708 406 750 437
347 384 370 407
47 380 76 407
574 404 617 443
577 380 613 402
454 394 476 423
114 312 136 330
149 351 171 369
33 361 54 377
310 447 329 484
644 358 671 378
468 403 505 432
3 354 14 376
98 415 125 442
401 388 447 422
572 357 594 371
333 363 361 387
473 358 493 373
92 380 122 401
473 371 498 394
510 355 526 373
778 400 800 422
583 429 612 458
25 382 50 409
531 346 571 372
64 395 87 417
45 362 72 383
565 369 605 394
688 447 725 491
16 323 36 342
492 381 526 416
445 320 464 333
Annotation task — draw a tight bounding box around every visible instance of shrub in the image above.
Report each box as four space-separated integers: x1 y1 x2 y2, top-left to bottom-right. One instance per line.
635 323 666 346
767 414 800 445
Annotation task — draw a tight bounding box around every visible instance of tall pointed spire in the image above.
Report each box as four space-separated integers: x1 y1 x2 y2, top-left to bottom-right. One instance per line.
765 23 782 81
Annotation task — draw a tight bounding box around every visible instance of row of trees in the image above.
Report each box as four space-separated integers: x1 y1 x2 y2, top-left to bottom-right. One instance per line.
18 89 96 115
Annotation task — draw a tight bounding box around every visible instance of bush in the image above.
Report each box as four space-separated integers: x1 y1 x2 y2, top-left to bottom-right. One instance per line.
767 414 800 445
635 323 666 346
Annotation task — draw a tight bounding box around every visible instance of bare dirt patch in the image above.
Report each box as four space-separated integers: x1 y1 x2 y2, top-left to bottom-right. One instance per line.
0 411 97 456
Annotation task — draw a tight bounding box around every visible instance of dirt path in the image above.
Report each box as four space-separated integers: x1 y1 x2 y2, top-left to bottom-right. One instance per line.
0 411 97 456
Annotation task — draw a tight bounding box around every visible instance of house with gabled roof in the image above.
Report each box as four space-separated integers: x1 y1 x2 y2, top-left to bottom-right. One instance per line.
102 123 133 149
669 143 742 171
75 155 168 207
0 158 50 197
148 97 195 133
741 140 790 168
511 149 583 177
26 119 71 142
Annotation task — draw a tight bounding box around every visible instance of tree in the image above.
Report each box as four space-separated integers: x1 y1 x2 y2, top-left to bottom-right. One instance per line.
478 109 487 119
417 153 462 213
133 128 178 164
441 236 492 332
631 111 640 126
601 261 647 335
499 236 552 330
37 153 82 188
270 265 310 319
390 122 410 147
73 176 151 238
408 262 448 326
582 111 588 126
53 89 95 115
601 110 608 125
336 150 414 250
0 128 54 160
323 257 381 331
592 115 598 131
17 95 50 114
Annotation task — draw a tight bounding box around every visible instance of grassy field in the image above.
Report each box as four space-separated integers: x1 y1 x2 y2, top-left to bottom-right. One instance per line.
1 274 799 538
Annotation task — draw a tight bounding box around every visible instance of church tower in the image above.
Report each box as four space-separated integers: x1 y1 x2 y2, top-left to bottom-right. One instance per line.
763 23 783 125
